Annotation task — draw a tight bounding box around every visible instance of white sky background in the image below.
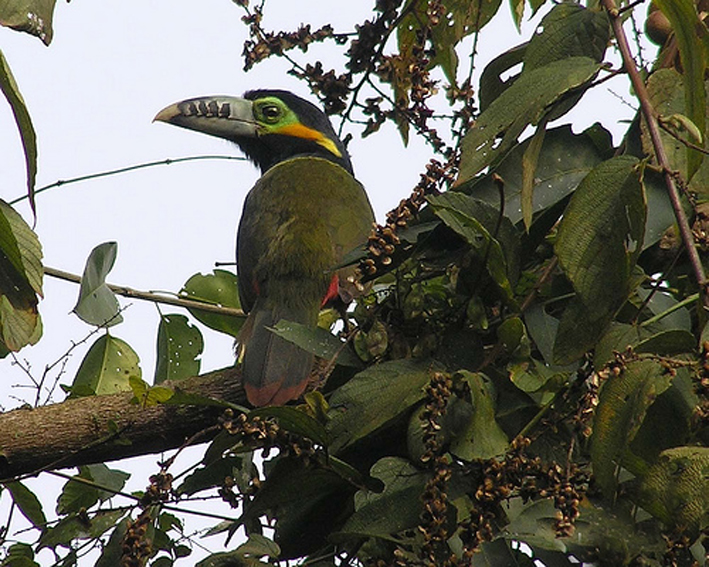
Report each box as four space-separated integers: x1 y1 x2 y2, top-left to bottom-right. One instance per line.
0 1 650 565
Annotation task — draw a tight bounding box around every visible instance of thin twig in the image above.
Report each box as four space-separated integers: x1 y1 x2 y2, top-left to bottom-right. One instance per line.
9 155 247 206
602 0 708 305
44 266 245 318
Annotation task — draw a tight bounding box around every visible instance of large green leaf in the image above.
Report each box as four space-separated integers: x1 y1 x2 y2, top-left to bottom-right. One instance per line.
73 242 122 328
70 334 141 396
591 359 674 496
456 57 601 185
0 50 37 212
154 313 203 383
0 0 56 44
180 270 244 337
467 124 610 225
553 156 645 363
326 359 439 454
654 0 708 179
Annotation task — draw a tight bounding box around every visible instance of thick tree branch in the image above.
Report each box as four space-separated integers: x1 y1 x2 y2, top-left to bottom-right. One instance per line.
0 367 244 481
603 0 708 302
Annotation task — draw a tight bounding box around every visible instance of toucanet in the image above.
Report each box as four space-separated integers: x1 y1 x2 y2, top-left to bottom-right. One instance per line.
155 90 375 406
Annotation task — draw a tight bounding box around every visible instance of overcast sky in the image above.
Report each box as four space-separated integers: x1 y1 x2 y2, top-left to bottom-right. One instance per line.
0 1 648 564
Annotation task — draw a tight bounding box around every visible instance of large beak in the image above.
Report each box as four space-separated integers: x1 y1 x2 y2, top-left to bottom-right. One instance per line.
154 96 257 141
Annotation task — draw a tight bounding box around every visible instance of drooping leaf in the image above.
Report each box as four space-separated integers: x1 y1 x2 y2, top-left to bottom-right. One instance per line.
450 371 509 460
270 320 362 367
233 534 281 559
478 44 526 112
180 270 244 337
70 334 141 396
591 359 674 496
456 57 601 185
73 242 122 327
0 0 56 44
0 51 37 212
520 121 547 231
327 359 440 454
4 480 46 528
0 200 43 351
155 313 203 383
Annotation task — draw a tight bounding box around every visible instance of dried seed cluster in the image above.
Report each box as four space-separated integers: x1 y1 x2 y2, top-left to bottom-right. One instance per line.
418 373 454 567
693 341 709 430
120 511 153 567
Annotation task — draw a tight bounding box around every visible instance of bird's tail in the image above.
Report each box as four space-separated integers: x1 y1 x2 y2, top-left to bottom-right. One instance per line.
239 302 316 406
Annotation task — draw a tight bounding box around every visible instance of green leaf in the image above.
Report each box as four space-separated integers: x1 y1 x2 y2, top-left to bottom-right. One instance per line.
326 359 440 454
72 242 122 328
270 320 362 367
56 469 99 516
238 457 352 558
336 457 427 539
637 446 709 532
467 124 610 225
181 270 244 337
177 456 242 496
653 0 707 179
522 3 609 71
95 518 129 567
451 371 509 460
129 375 174 406
521 121 547 231
553 156 645 363
38 509 126 550
4 480 46 528
233 534 281 559
1 543 39 567
70 334 140 396
456 57 601 185
155 313 203 383
0 0 56 44
428 192 518 306
479 44 526 112
591 359 674 496
0 200 43 351
0 51 37 212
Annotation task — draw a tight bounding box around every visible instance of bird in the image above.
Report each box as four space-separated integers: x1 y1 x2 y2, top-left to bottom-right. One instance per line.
155 90 375 406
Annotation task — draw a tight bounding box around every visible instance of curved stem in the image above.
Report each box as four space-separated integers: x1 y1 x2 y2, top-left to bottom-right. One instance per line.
603 0 707 305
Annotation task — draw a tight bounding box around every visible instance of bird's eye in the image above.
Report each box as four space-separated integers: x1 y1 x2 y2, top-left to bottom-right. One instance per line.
261 104 281 122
